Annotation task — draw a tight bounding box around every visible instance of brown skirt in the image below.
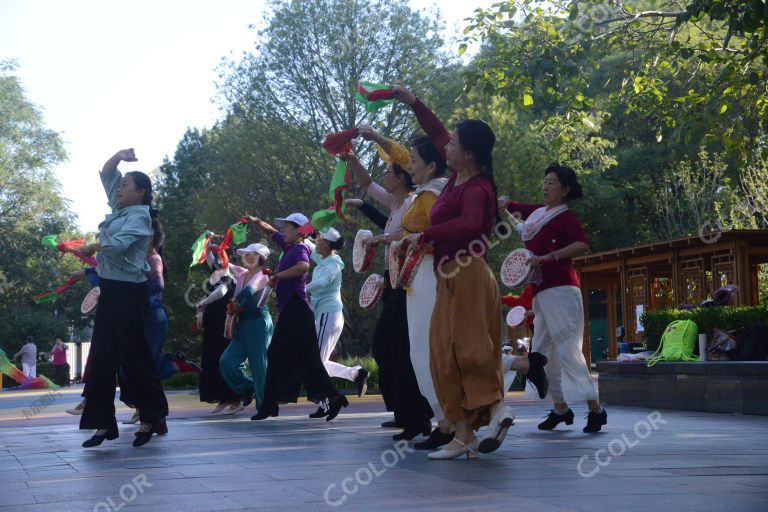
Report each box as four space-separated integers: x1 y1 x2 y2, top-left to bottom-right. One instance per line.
429 257 503 430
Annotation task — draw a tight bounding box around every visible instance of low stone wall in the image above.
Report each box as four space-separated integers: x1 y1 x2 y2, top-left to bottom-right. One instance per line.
597 361 768 415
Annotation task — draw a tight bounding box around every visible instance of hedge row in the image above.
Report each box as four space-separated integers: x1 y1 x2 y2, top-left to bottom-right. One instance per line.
640 306 768 350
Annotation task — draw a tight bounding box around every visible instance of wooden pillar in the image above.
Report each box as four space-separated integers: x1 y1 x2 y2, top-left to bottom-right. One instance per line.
672 248 680 307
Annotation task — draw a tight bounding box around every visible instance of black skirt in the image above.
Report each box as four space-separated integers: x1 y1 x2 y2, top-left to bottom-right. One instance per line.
262 295 337 406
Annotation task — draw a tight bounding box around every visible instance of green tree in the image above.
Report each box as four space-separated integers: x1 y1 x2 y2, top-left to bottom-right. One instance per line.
0 60 86 353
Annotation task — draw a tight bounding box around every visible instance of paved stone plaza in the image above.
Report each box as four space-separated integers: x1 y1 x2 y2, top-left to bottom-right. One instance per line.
1 386 766 511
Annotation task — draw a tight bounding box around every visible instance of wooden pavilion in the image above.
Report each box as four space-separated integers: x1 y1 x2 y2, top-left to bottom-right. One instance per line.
570 230 768 365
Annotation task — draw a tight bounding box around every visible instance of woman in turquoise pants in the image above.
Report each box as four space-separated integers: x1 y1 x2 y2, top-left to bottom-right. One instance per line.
219 243 274 414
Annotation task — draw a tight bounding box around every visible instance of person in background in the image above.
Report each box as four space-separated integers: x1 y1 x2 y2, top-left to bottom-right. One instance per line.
50 335 69 386
15 337 38 379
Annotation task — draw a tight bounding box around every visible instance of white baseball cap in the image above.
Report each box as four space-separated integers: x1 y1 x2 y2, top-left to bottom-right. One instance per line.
319 227 341 242
236 243 270 259
274 212 309 229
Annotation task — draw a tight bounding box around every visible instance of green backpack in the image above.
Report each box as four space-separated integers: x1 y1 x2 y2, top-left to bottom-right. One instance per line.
646 319 699 366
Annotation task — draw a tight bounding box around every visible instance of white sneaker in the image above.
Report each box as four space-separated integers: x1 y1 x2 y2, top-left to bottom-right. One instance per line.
210 403 229 414
65 400 85 415
123 410 140 424
220 403 244 415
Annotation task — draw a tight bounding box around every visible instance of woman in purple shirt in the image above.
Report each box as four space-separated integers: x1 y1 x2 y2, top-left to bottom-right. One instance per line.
249 213 348 421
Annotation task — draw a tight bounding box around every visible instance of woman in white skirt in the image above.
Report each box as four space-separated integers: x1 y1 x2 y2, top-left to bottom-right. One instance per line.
505 165 607 433
305 227 368 419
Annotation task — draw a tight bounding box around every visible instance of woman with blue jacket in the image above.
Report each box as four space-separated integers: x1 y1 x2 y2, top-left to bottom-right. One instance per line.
306 228 368 418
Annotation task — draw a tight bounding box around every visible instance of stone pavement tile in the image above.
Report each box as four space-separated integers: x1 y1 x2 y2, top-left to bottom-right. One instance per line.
0 491 37 508
538 490 767 512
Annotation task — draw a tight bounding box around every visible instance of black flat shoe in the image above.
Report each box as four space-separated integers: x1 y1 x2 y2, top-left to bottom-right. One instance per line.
381 420 400 428
251 403 279 421
354 369 369 397
325 395 349 421
133 420 166 447
538 408 574 430
525 352 549 399
82 426 119 448
309 405 328 419
583 408 608 433
392 418 431 441
241 390 254 409
414 428 454 450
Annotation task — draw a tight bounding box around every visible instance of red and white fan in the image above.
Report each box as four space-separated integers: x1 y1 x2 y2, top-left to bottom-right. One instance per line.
397 238 424 289
359 273 385 309
388 242 403 288
500 248 534 288
505 306 527 327
352 230 377 273
80 286 100 315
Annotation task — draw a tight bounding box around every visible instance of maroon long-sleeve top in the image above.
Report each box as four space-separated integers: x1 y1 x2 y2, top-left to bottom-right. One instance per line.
423 174 497 269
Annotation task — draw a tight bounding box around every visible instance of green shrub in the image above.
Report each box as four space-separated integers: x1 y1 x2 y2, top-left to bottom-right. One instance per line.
162 371 199 389
641 306 768 350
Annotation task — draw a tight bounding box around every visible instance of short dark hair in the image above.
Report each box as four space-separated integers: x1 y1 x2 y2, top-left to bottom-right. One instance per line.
545 164 583 201
55 335 63 341
329 235 346 251
392 163 415 191
411 136 447 178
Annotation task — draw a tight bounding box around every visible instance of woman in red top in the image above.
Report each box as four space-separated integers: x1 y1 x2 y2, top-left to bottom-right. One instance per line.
405 119 519 460
505 165 607 433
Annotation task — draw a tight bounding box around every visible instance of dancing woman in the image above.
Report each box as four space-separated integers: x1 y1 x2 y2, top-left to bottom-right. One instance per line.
505 165 607 433
403 120 523 460
218 243 274 414
306 228 369 419
343 152 433 440
249 214 348 421
197 248 241 412
357 117 453 449
78 148 168 448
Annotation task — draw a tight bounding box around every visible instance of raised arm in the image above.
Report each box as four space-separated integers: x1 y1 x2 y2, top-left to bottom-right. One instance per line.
339 153 373 190
392 86 450 161
346 198 387 230
101 148 137 179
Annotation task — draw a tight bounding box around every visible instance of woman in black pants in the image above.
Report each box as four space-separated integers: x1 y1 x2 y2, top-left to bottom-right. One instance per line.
78 148 169 448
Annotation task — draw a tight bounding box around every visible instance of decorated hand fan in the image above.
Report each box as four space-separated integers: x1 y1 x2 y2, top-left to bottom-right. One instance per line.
80 286 100 315
352 230 377 273
398 237 424 289
500 248 534 288
359 273 385 309
505 306 527 327
388 242 403 289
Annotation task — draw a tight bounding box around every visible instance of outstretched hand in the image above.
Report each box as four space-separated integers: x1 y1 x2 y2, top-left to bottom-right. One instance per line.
357 125 377 140
392 85 416 106
345 198 363 209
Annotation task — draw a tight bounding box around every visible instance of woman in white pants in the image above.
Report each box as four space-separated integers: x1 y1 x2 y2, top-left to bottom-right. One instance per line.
505 165 607 433
306 228 368 418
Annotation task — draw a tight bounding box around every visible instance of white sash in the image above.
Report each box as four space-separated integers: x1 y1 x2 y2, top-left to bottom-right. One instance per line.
519 205 569 241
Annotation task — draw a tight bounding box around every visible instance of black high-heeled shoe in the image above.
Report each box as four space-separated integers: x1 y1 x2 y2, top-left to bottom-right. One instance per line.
250 403 279 421
82 425 119 448
392 418 432 441
325 395 349 421
133 419 166 447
